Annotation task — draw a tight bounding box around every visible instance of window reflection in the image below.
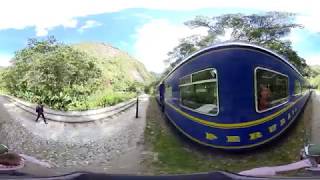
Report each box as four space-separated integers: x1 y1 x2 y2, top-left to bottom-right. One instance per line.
180 69 218 115
256 68 289 112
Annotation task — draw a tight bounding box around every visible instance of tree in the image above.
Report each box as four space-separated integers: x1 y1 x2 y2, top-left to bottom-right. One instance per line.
0 68 7 93
3 37 102 110
167 12 309 76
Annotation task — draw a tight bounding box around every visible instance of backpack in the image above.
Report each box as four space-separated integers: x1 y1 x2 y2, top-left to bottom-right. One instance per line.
36 105 40 113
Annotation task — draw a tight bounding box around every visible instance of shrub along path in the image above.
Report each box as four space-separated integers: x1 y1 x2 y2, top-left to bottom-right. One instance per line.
0 94 149 175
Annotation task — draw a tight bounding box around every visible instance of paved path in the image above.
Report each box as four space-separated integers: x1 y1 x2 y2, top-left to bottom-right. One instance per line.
308 91 320 145
0 95 149 175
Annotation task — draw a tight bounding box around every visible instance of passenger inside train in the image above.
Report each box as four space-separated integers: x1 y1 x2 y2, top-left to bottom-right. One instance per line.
258 84 271 111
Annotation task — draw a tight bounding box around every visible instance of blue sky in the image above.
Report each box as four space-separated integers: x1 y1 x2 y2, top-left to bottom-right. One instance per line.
0 0 319 73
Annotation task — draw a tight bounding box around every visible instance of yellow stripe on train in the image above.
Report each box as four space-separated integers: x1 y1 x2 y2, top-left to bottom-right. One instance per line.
165 96 304 129
203 108 298 143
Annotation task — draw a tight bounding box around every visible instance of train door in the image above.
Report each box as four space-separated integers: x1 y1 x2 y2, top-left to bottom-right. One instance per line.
159 83 165 111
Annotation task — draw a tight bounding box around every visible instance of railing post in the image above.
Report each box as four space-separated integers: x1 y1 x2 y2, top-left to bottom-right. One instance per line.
136 95 139 118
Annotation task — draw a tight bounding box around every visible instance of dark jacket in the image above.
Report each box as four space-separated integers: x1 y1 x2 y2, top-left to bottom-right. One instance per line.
36 105 44 114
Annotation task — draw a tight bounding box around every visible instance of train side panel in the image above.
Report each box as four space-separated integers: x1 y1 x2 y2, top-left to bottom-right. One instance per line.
161 45 310 149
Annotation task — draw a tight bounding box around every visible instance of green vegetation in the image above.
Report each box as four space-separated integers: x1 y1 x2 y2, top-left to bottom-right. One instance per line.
145 97 306 174
0 37 154 111
0 67 8 94
2 37 102 110
67 90 135 111
308 65 320 90
165 12 309 78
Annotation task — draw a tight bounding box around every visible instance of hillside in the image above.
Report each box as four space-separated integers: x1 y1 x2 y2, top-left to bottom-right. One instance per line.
308 65 320 89
73 42 153 85
310 65 320 74
0 39 155 110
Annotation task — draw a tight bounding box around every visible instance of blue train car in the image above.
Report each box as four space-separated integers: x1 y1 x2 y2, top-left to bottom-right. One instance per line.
157 42 310 150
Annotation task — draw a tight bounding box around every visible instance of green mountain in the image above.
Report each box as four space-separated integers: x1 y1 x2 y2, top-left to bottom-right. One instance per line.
308 65 320 89
73 42 154 88
310 65 320 74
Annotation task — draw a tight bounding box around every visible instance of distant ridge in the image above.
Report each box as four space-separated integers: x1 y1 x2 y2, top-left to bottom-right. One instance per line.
73 42 153 84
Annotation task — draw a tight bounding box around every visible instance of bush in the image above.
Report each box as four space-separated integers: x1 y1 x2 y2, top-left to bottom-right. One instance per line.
1 37 148 111
3 37 102 110
98 91 135 107
66 89 136 111
0 69 8 94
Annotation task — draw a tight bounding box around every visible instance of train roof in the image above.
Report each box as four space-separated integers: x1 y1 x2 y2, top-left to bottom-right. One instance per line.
161 42 303 83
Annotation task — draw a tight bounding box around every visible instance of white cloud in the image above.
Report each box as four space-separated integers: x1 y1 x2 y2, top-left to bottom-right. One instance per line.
0 54 12 67
296 15 320 33
35 27 50 37
62 19 78 28
218 28 233 41
0 0 320 37
78 20 102 32
33 19 78 36
133 19 207 73
305 55 320 66
286 29 302 44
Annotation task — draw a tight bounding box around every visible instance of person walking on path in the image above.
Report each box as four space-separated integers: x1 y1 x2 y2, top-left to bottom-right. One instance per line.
35 102 48 124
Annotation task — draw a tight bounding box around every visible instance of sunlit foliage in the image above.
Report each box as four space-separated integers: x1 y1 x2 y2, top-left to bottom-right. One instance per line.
166 12 309 77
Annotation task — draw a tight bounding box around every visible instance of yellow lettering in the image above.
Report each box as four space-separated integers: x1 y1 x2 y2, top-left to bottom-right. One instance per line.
249 132 263 140
205 132 217 140
227 136 240 142
268 124 277 133
280 118 286 126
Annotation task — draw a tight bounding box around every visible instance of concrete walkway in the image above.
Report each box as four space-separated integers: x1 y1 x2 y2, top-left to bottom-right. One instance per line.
308 91 320 145
0 94 149 175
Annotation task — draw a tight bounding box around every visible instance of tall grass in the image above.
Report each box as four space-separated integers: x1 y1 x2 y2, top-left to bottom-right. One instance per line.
0 86 8 95
67 89 136 111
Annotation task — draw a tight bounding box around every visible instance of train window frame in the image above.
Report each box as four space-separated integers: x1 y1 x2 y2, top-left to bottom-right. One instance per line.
179 68 219 116
179 75 191 85
164 83 172 102
293 80 302 96
254 67 289 113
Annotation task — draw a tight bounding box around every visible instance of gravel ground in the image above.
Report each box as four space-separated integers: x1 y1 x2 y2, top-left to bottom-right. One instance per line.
0 95 149 175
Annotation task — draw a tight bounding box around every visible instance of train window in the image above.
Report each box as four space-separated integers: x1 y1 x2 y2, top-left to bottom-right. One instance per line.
179 69 218 115
192 69 216 82
179 75 191 85
165 84 172 102
255 67 289 112
294 80 302 96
